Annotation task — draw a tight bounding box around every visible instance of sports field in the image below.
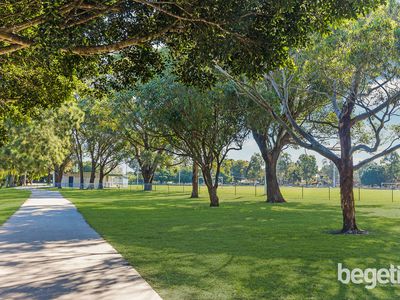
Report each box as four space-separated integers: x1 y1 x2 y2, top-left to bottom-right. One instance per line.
58 186 400 299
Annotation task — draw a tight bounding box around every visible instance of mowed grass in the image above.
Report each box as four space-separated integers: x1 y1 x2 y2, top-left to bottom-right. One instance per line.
60 186 400 299
0 188 30 225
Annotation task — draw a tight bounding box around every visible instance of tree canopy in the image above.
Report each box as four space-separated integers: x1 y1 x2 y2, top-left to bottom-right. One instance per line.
360 163 387 186
221 4 400 233
0 1 384 126
141 71 248 206
0 1 382 60
0 100 83 184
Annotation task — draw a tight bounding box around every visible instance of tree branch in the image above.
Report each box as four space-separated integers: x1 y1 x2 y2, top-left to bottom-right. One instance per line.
352 91 400 124
68 23 178 55
215 64 340 165
354 143 400 170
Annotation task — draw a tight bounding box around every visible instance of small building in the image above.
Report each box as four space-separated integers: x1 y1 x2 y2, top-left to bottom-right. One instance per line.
56 172 128 189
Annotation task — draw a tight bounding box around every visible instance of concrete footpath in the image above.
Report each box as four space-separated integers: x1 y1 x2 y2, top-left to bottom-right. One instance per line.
0 189 161 300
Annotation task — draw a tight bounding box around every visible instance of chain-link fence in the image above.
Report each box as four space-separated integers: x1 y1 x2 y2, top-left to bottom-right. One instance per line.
123 183 400 203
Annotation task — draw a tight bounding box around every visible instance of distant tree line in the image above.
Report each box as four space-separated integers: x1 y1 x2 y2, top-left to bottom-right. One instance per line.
359 153 400 186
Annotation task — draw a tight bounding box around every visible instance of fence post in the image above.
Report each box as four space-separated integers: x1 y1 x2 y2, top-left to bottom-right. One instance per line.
255 184 257 196
358 187 361 201
234 183 237 196
392 188 394 203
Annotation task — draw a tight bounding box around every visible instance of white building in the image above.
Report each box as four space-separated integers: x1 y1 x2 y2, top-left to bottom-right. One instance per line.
56 172 128 188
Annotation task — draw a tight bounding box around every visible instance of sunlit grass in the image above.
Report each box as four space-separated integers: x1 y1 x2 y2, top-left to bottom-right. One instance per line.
0 188 30 225
60 186 400 299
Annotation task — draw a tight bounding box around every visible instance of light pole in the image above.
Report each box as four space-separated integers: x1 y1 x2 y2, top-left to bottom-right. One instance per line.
333 165 336 188
264 162 267 195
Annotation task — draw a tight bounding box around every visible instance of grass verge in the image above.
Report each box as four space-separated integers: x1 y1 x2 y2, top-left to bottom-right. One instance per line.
0 188 30 225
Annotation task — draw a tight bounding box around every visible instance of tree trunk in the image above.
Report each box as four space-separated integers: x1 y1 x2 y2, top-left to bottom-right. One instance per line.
142 169 154 191
191 162 199 198
7 174 15 187
98 167 105 189
54 156 71 189
73 130 84 189
88 163 96 189
54 165 63 189
78 161 84 189
338 103 360 234
339 162 358 233
47 169 52 186
252 130 287 203
54 165 60 188
265 155 286 203
202 167 219 207
56 173 63 189
207 185 219 207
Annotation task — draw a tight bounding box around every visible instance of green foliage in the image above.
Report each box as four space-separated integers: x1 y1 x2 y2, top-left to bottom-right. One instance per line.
134 69 248 202
0 100 83 179
305 6 399 89
287 162 303 185
359 152 400 186
77 94 127 174
382 152 400 182
0 55 81 145
297 154 318 185
168 0 384 85
360 163 387 186
277 152 293 183
226 159 250 182
142 71 248 169
231 5 400 177
0 0 384 122
277 153 318 186
246 153 264 181
110 88 172 183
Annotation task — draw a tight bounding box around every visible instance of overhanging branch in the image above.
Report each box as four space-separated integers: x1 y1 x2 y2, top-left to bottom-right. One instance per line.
215 64 340 165
354 143 400 170
68 23 178 55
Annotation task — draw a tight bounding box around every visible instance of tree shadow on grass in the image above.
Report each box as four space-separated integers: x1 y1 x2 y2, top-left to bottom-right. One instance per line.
65 191 400 299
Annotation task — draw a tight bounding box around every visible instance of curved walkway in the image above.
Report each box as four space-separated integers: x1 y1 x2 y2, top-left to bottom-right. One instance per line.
0 188 161 300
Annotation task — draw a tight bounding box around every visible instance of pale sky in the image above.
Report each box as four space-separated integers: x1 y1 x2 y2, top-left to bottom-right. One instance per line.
227 137 326 167
227 134 399 168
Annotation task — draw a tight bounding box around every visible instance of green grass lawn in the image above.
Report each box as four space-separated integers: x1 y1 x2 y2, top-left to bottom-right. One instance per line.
60 186 400 299
0 188 30 225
